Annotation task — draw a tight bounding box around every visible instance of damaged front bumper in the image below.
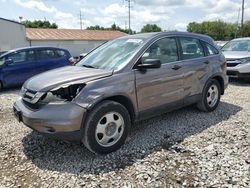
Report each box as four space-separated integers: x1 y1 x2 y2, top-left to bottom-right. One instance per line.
13 98 87 141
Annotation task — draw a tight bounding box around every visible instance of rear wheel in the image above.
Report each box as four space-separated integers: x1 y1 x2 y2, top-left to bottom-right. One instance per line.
197 79 221 112
82 100 131 154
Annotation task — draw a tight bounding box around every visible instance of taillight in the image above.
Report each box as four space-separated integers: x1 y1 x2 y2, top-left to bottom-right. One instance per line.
69 57 76 65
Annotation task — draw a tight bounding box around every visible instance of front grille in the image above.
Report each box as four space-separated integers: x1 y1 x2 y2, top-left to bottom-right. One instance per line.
227 63 240 67
226 59 241 67
22 89 45 110
23 89 37 102
22 99 42 110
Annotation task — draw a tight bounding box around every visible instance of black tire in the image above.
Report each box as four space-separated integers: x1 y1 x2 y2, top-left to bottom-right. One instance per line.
82 100 131 154
197 79 221 112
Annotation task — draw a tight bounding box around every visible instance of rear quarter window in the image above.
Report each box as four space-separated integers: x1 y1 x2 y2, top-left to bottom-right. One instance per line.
205 43 219 55
55 50 66 57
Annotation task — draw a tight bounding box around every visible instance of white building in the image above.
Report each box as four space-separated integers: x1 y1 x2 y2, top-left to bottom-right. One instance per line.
26 28 127 57
0 17 127 56
0 17 28 52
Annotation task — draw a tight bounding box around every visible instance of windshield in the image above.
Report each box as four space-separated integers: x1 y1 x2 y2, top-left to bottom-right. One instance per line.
76 38 145 70
222 40 250 52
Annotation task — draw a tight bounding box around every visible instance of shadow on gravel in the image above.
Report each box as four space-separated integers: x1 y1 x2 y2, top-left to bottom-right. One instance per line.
229 78 250 87
0 86 21 94
22 101 242 175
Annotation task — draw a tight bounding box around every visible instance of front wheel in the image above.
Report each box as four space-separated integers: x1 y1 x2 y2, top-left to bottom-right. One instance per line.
197 79 221 112
82 100 131 154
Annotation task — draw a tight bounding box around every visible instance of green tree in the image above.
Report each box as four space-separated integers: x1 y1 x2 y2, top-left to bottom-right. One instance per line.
187 20 239 40
86 24 136 34
243 20 250 37
140 24 162 33
22 20 58 28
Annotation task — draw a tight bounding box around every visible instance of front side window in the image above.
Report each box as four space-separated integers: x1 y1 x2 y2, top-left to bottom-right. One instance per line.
141 37 178 64
0 57 5 66
76 38 146 70
179 37 204 60
8 51 26 63
26 50 36 61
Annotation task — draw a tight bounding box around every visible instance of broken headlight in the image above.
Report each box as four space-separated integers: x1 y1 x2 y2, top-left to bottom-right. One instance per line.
40 84 85 104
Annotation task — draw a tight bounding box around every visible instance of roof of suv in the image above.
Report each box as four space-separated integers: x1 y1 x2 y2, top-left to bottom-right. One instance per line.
121 31 215 45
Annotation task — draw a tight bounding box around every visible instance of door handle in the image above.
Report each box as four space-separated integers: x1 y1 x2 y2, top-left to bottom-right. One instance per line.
204 61 210 64
172 65 182 70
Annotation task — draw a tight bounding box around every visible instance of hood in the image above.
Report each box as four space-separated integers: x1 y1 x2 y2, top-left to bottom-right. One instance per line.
223 51 250 60
24 66 113 92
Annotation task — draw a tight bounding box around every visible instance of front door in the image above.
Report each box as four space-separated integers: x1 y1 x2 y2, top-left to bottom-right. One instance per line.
135 37 184 118
2 50 37 87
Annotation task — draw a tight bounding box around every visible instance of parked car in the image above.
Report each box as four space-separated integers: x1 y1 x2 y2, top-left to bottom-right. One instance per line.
0 46 72 90
222 38 250 80
215 41 228 48
13 32 228 154
0 51 7 56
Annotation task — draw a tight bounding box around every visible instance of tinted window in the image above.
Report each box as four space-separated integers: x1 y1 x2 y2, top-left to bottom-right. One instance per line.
0 57 5 66
179 37 204 60
56 50 65 57
141 37 178 64
27 50 36 61
36 49 57 60
206 43 219 55
8 51 26 63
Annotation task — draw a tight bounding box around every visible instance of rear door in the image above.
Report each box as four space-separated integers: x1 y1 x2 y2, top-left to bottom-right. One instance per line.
2 50 37 86
135 37 184 117
177 37 210 104
35 49 68 73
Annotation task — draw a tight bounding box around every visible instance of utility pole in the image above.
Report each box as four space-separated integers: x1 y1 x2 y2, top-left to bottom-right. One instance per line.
235 8 241 38
241 0 245 37
125 0 132 34
80 10 83 30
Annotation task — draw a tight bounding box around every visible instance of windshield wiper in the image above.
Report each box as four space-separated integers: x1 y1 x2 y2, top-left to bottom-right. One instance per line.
82 64 98 69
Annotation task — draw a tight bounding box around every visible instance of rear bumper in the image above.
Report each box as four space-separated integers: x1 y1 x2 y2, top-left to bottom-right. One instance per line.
13 99 86 142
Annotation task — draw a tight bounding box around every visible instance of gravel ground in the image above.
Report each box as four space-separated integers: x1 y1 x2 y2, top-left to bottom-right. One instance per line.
0 81 249 188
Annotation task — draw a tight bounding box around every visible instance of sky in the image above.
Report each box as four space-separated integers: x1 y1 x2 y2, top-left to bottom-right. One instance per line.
0 0 249 32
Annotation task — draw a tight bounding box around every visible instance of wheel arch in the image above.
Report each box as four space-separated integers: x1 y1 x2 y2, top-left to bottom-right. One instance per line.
211 75 224 95
88 95 136 123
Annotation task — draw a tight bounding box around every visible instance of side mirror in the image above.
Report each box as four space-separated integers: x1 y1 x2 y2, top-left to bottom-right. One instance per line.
137 59 161 69
5 59 13 65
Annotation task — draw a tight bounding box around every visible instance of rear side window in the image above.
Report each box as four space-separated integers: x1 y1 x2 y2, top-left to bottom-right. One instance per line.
8 51 26 63
36 49 58 60
206 43 219 55
179 37 204 60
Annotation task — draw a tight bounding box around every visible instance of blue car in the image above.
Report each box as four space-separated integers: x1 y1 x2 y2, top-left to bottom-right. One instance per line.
0 47 72 90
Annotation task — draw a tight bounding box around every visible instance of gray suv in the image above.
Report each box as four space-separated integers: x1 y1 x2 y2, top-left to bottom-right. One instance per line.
13 32 228 154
